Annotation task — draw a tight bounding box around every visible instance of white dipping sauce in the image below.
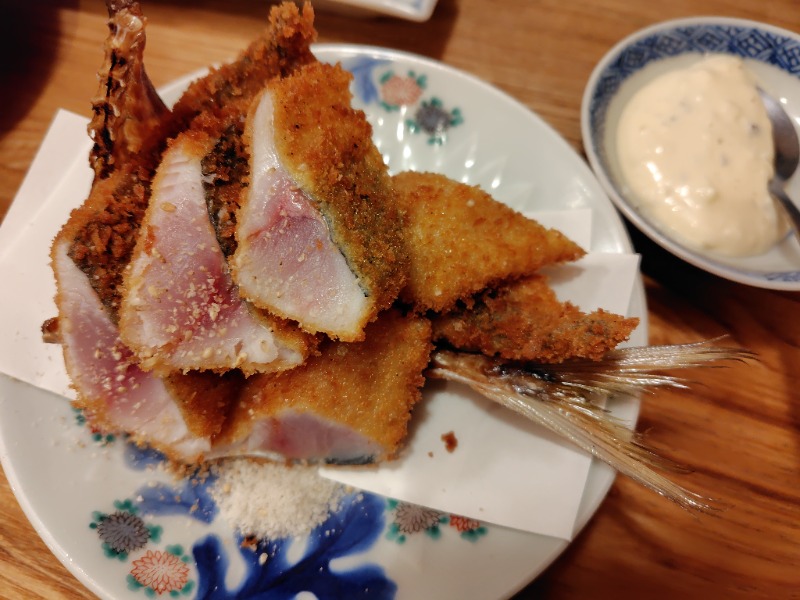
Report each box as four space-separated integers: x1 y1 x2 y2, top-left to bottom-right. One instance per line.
616 54 788 257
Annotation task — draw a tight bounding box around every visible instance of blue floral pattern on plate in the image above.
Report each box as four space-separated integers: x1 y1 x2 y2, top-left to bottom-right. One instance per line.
87 428 490 597
193 494 394 600
588 23 800 136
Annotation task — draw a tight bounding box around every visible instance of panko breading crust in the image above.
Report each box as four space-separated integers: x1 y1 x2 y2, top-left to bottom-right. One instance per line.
393 171 585 313
221 310 433 459
433 274 639 363
62 2 317 314
270 62 409 320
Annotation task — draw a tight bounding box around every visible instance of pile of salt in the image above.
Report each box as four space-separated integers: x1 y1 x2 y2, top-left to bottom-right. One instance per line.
211 459 347 540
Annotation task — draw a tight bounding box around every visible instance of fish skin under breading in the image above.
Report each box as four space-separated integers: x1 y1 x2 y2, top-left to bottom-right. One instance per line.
272 62 408 304
215 309 433 463
392 171 585 313
230 61 409 341
432 274 639 363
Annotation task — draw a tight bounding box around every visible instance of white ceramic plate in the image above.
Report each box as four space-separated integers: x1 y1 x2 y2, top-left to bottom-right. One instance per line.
582 17 800 290
314 0 437 22
0 45 646 599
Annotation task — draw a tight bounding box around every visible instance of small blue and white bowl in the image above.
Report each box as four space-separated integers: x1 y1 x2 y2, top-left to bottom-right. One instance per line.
581 16 800 290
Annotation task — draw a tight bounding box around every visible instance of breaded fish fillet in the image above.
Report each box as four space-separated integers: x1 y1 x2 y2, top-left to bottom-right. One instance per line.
432 274 639 363
211 309 433 464
119 130 316 375
231 62 408 342
53 238 242 462
64 2 317 314
393 171 585 313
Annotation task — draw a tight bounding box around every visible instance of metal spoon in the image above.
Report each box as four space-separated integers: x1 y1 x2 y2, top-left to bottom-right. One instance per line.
758 88 800 237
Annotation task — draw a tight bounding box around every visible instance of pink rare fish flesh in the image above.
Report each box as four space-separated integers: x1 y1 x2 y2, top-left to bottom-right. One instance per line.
119 133 313 375
53 240 216 460
231 62 408 342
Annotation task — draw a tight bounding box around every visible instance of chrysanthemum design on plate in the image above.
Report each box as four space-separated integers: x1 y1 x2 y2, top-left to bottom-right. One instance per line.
80 417 488 598
344 56 464 145
385 499 487 544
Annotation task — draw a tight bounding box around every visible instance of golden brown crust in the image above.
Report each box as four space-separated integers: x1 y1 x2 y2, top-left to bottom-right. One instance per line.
270 62 409 324
219 310 434 458
162 371 244 441
53 3 320 463
392 171 585 313
432 274 639 363
170 2 317 133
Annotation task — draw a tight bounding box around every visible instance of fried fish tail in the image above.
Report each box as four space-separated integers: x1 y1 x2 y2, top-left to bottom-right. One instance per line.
428 341 756 512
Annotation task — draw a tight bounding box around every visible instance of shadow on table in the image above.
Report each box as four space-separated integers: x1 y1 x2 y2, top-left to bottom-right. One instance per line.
0 0 77 137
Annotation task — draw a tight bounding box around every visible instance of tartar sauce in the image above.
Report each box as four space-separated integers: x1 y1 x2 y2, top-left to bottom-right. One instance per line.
616 54 788 257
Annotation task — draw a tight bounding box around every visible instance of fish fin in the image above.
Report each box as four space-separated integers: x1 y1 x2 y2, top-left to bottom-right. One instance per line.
428 341 753 513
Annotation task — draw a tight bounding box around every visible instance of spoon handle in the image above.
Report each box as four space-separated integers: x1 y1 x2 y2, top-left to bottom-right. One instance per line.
769 179 800 238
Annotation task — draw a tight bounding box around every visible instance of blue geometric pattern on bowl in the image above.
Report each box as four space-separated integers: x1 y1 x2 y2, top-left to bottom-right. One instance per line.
586 21 800 285
588 23 800 140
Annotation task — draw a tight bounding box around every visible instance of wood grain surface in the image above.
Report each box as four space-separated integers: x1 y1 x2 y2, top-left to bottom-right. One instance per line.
1 0 799 598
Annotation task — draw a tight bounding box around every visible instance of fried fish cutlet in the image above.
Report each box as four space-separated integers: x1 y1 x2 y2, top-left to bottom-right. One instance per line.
392 171 585 313
211 309 433 464
54 238 242 462
231 62 408 341
432 274 639 363
118 130 316 376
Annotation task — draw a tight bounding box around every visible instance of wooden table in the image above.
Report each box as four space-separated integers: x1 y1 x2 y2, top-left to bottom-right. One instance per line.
1 0 798 598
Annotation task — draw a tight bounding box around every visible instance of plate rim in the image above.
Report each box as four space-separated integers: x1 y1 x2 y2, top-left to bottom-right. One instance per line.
314 0 438 22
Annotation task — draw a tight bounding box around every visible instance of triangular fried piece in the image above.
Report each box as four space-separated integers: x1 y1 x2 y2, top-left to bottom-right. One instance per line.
393 171 584 313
